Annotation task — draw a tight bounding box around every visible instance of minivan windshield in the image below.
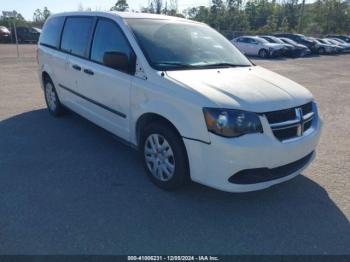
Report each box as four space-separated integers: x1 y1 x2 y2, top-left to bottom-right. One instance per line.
125 18 251 70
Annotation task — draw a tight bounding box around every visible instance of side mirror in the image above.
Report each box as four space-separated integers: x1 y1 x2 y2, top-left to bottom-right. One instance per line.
103 51 131 72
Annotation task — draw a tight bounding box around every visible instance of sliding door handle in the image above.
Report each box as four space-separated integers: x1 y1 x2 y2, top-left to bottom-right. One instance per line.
84 69 94 75
72 64 81 71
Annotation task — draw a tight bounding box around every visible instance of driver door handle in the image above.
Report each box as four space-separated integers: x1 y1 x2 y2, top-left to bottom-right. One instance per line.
84 69 94 75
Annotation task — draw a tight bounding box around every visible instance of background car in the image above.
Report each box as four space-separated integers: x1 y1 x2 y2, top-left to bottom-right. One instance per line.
326 35 350 43
0 26 11 43
324 38 350 53
308 37 337 55
259 35 299 57
328 38 350 52
11 26 41 43
278 37 311 56
231 36 285 58
317 38 344 53
274 33 318 53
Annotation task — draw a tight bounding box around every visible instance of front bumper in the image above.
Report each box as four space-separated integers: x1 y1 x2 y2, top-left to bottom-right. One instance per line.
183 113 322 193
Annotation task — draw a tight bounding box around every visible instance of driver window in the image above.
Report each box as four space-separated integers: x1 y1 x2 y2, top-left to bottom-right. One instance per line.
91 19 133 72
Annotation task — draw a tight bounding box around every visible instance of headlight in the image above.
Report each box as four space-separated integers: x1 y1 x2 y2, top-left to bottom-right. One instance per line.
203 108 263 137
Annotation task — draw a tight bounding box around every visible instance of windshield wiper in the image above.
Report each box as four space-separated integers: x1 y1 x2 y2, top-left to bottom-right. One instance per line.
153 62 196 69
154 62 251 70
202 63 251 68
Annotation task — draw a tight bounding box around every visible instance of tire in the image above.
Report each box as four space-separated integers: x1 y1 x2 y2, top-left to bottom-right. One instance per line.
141 122 189 190
44 77 65 117
258 49 268 58
318 47 325 55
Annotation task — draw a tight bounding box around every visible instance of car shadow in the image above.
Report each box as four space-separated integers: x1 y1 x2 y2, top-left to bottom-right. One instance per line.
0 109 349 254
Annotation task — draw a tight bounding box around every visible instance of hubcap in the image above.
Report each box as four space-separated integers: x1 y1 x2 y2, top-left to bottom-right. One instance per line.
144 134 175 181
45 82 57 111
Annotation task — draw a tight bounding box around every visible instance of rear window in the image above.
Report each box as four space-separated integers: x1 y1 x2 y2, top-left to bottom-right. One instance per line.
61 17 94 57
40 17 65 48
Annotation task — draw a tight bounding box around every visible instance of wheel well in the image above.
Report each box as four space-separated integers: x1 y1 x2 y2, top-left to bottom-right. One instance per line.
136 113 190 177
42 71 51 84
136 113 182 147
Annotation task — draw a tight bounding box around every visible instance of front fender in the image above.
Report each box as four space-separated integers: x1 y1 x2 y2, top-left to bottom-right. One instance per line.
130 82 210 146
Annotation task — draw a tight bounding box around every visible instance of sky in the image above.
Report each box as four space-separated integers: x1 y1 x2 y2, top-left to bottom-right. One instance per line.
0 0 211 21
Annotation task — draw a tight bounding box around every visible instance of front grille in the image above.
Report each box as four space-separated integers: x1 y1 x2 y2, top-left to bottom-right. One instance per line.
265 108 296 124
228 152 314 184
265 102 315 141
301 102 313 115
273 126 299 141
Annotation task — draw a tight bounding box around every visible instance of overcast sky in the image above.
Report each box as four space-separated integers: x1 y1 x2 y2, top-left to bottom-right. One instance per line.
0 0 211 20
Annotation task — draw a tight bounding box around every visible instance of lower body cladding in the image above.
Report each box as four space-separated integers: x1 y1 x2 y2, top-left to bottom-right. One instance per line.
183 117 322 193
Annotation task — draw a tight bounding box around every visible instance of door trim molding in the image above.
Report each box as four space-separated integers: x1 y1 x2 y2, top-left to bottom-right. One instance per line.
58 83 127 119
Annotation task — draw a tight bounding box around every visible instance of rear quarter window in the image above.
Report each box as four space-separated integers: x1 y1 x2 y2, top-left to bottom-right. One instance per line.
40 16 65 48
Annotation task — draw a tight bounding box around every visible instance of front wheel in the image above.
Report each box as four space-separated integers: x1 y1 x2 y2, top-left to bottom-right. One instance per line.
258 49 268 58
141 123 189 190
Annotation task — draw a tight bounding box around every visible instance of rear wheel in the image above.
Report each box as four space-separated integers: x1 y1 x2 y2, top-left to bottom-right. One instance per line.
141 122 189 190
44 78 65 116
258 49 268 58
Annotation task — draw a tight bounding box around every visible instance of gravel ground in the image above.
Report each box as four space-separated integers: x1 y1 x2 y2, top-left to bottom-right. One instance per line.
0 44 349 255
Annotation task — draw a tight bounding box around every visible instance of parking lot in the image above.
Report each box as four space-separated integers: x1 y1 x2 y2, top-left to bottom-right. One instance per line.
0 44 349 254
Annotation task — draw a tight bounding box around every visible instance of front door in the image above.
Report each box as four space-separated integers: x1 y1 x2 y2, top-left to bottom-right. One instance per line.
76 18 135 141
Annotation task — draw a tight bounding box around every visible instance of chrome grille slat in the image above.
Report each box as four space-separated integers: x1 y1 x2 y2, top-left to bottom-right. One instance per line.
270 119 300 129
271 123 301 131
265 102 315 142
303 112 314 120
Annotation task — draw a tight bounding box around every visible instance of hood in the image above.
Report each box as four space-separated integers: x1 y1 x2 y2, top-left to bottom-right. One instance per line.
166 66 313 113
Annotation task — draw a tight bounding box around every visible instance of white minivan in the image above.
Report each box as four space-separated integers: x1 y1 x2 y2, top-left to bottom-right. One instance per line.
38 12 322 192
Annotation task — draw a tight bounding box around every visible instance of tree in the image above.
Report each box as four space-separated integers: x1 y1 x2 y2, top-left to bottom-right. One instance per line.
154 0 163 14
77 3 84 11
43 7 51 20
283 0 299 30
266 14 278 32
209 0 226 30
132 0 350 35
32 7 51 25
110 0 129 11
33 9 43 22
280 17 289 32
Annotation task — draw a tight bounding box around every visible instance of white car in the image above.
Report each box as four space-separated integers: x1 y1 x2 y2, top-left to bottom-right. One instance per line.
231 36 286 58
37 12 322 192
